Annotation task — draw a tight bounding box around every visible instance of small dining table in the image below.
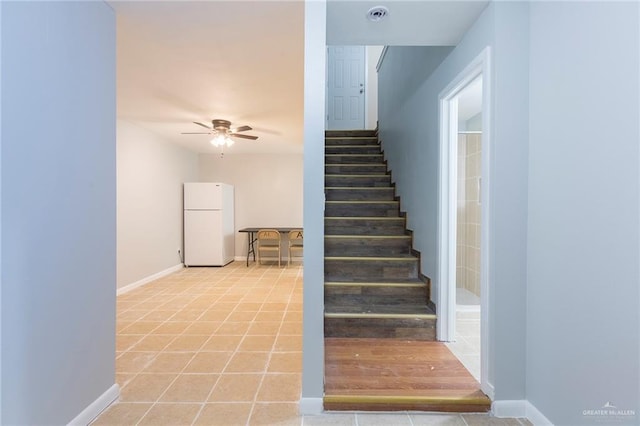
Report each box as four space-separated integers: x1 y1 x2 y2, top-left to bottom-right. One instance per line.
238 227 300 266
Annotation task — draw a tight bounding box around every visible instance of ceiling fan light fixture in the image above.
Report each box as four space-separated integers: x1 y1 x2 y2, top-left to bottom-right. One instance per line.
210 134 233 147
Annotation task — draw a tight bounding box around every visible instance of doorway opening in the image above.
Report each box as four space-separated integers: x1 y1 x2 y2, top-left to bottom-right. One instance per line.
437 47 492 398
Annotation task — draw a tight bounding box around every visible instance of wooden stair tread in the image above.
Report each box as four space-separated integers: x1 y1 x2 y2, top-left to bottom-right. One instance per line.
326 201 398 204
324 338 489 412
325 255 417 260
325 173 389 177
325 235 410 239
325 216 404 220
325 304 435 316
325 280 424 287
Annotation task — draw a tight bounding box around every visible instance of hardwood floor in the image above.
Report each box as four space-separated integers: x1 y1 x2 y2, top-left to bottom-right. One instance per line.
324 338 491 412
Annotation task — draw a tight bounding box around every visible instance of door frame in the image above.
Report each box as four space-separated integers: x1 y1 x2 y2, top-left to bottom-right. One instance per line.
437 47 492 398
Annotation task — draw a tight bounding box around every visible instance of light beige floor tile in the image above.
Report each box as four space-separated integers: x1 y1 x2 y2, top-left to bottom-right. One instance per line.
208 373 263 402
256 373 301 402
261 302 288 311
280 322 302 335
201 334 244 351
143 352 196 373
234 302 263 312
274 335 302 351
119 374 177 402
239 335 277 352
130 335 175 352
409 413 466 425
115 373 137 389
247 322 281 335
288 302 303 311
116 322 133 333
116 335 144 352
141 310 176 321
461 414 523 426
224 351 270 373
194 402 253 426
183 321 221 334
116 351 157 374
250 402 301 426
184 351 233 373
228 310 258 321
117 310 148 321
120 321 162 335
255 311 285 322
170 309 205 321
163 334 209 351
137 402 201 426
153 321 190 334
199 309 231 321
356 413 412 426
90 402 152 425
283 312 302 322
211 302 238 312
215 321 252 335
159 373 219 402
268 352 302 373
302 413 357 426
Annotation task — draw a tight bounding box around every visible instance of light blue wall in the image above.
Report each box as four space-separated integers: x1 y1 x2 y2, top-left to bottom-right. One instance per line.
527 2 640 424
1 2 116 423
463 113 482 132
301 0 326 405
378 2 530 399
378 1 640 422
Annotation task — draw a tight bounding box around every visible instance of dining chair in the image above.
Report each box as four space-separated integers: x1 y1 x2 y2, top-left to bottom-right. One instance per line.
257 229 282 267
288 229 303 266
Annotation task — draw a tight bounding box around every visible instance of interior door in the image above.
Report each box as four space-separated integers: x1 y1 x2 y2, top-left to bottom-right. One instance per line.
327 46 365 130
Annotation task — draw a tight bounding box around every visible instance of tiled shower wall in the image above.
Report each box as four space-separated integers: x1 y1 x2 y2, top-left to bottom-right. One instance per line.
456 133 482 296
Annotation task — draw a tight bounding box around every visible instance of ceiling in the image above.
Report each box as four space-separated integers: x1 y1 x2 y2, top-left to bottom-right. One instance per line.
111 1 489 155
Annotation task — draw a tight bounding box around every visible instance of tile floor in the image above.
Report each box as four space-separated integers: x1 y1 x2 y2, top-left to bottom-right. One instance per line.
446 289 481 381
93 262 529 426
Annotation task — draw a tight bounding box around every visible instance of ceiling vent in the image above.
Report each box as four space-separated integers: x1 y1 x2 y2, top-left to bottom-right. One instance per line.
366 6 389 22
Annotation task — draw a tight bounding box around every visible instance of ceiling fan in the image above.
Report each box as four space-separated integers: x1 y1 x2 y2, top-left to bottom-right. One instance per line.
182 119 258 147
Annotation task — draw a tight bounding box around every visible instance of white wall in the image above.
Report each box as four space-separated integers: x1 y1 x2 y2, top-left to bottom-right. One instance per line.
1 2 116 423
365 45 384 130
527 2 639 424
377 1 530 401
117 120 198 288
198 153 303 259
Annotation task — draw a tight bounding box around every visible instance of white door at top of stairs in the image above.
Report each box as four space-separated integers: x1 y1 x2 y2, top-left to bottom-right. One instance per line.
327 46 365 130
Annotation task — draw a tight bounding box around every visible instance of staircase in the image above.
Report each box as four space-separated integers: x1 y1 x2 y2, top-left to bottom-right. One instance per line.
324 129 436 340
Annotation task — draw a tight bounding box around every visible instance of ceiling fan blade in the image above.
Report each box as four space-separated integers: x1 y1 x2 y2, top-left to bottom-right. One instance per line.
230 133 258 140
231 125 252 133
181 132 210 134
193 121 212 130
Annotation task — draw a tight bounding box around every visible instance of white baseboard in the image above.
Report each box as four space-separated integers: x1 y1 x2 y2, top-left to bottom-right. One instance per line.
233 256 300 263
68 383 119 425
482 381 495 401
492 400 553 425
117 263 183 295
492 400 527 418
298 397 324 415
525 401 554 426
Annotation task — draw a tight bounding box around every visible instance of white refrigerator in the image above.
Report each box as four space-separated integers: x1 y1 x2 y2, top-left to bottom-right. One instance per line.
184 182 235 266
